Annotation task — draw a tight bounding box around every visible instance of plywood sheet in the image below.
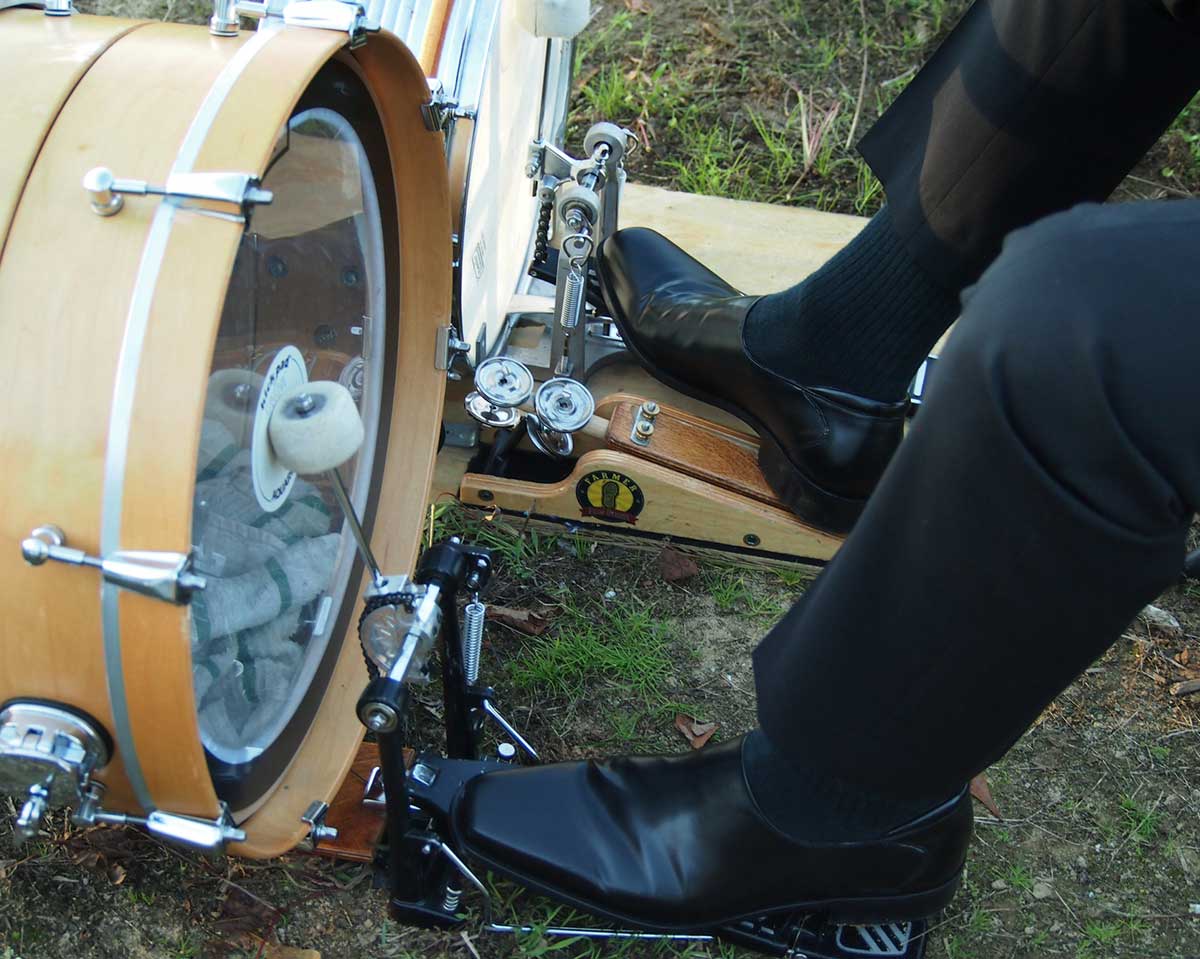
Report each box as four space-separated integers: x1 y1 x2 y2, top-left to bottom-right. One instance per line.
620 183 868 293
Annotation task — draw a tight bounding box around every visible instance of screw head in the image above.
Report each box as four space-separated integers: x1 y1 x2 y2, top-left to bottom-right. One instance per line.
290 392 317 416
478 490 495 503
641 401 660 419
635 420 655 438
361 703 397 733
743 533 762 548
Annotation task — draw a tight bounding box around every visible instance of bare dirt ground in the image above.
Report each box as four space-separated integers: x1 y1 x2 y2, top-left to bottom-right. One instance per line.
5 2 1200 958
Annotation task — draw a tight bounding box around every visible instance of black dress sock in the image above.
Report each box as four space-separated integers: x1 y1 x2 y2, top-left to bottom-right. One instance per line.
741 729 955 842
742 206 960 403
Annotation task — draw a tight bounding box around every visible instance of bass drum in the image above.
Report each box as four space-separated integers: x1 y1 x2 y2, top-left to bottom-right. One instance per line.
369 0 575 358
0 11 450 857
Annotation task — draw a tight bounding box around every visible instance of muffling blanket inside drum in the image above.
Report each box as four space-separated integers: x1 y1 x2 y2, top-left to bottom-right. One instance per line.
190 416 340 754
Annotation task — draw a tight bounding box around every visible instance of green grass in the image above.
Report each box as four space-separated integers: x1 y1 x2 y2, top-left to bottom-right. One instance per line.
507 598 673 703
429 504 558 581
1004 862 1034 892
1118 794 1163 848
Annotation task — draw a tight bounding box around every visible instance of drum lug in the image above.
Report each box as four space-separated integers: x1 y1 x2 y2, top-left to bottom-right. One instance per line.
230 0 380 47
20 525 207 605
82 168 274 219
73 783 248 851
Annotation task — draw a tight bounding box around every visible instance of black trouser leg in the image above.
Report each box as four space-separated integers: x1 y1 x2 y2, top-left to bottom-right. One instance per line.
860 0 1200 290
753 199 1200 800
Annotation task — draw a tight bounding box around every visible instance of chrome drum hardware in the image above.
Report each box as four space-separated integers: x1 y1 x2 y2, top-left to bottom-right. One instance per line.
534 377 594 434
465 357 535 430
474 357 535 409
20 525 206 605
0 702 109 843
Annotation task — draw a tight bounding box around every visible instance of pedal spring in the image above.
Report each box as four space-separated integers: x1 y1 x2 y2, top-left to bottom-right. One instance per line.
441 885 462 914
461 600 486 685
531 196 554 268
558 263 586 331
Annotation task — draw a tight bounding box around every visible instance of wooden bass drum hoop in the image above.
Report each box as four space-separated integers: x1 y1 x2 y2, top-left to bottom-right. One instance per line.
0 14 450 858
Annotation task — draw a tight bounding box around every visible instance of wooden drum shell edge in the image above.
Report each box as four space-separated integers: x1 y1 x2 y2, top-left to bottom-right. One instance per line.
0 14 450 859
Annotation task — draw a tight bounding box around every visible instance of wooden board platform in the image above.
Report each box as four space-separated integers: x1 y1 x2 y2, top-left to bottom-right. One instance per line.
620 183 868 293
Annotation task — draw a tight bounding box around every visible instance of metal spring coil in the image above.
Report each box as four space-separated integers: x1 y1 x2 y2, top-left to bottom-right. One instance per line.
558 264 586 330
461 601 486 684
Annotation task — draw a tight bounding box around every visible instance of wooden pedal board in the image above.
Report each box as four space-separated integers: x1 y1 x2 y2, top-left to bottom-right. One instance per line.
602 395 780 507
456 395 842 564
309 740 389 863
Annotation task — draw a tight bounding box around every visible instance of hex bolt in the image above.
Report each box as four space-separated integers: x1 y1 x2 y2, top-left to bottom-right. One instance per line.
635 420 655 440
640 401 660 420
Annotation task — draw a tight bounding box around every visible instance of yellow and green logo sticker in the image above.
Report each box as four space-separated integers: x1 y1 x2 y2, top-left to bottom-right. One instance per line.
575 470 645 525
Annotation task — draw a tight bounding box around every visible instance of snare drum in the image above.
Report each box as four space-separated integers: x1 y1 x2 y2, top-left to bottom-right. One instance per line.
0 10 450 857
368 0 576 359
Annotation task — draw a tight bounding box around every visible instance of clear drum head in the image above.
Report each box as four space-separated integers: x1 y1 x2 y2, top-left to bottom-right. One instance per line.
189 63 393 809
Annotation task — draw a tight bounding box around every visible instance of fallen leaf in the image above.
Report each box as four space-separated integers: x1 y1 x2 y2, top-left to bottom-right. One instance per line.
969 772 1003 820
107 863 127 886
625 0 651 12
657 548 699 584
1180 647 1191 666
674 713 718 750
486 606 551 636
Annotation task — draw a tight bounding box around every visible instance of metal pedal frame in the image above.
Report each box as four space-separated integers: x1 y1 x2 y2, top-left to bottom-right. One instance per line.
358 539 929 959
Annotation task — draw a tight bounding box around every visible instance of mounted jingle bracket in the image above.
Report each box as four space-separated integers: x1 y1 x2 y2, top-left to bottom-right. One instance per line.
20 525 206 605
464 392 521 430
0 701 110 844
534 377 594 433
526 377 594 460
82 167 273 219
464 357 534 430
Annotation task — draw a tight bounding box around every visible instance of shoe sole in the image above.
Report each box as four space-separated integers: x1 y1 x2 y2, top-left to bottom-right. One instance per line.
457 834 963 933
599 298 866 536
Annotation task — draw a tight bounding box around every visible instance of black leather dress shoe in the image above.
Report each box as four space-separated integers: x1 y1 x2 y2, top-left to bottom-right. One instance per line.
452 737 972 932
597 228 908 534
